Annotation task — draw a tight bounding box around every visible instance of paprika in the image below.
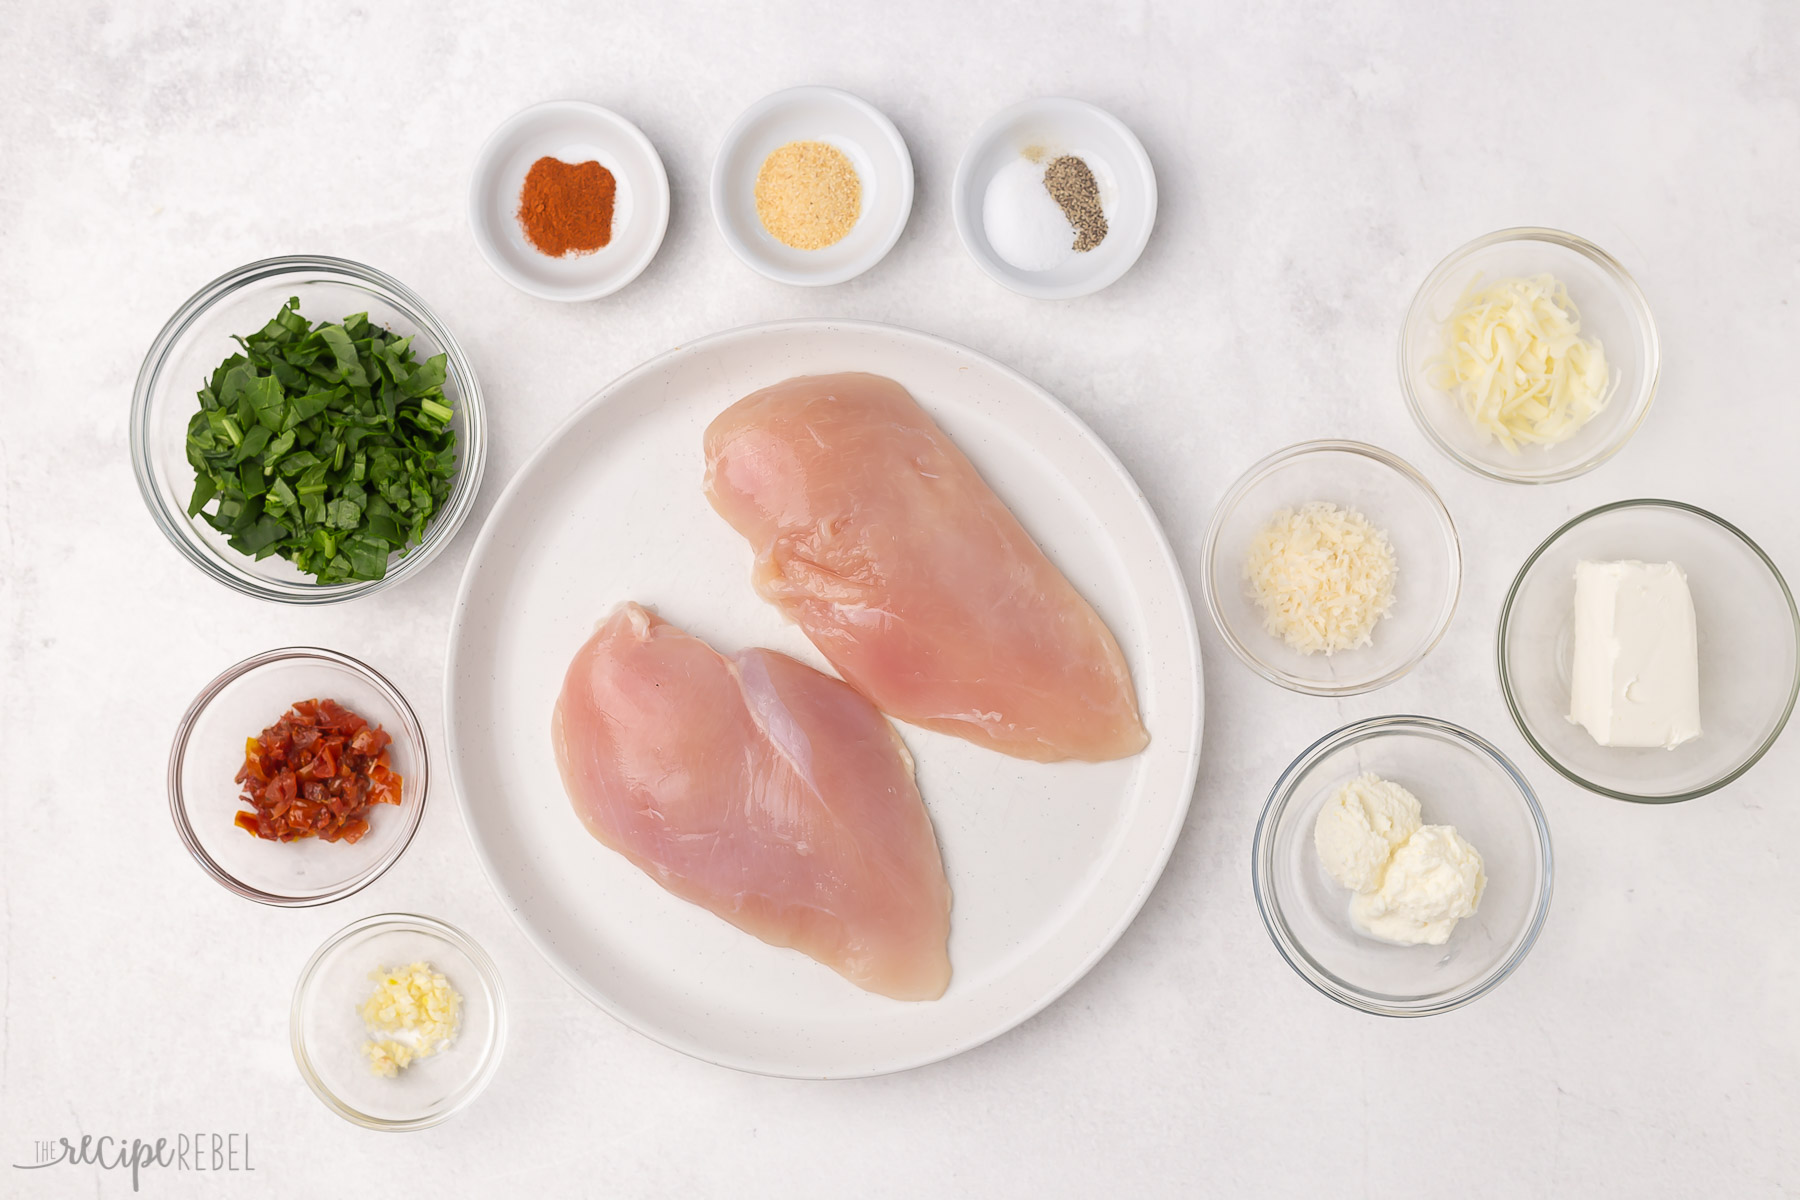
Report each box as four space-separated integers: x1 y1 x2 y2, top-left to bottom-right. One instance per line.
517 157 617 256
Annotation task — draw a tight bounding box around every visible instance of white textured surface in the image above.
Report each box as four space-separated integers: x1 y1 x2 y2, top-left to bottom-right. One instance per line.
2 1 1797 1195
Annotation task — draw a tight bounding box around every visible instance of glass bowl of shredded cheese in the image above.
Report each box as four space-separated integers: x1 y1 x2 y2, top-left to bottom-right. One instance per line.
1399 227 1659 484
292 913 507 1130
1204 441 1462 695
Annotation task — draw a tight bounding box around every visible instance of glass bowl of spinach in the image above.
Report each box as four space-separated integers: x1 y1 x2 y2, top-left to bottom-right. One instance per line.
132 256 487 603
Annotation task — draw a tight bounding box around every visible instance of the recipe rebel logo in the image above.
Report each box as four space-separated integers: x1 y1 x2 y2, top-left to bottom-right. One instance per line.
12 1131 255 1192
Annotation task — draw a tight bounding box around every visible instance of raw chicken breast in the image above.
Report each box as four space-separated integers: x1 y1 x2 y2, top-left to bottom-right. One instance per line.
552 603 952 1001
703 372 1149 763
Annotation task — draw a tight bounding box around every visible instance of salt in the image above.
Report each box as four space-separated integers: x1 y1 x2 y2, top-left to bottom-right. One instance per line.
982 157 1076 273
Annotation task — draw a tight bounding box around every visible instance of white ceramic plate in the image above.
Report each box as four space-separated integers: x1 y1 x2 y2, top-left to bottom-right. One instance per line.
710 87 913 286
468 101 670 302
444 320 1203 1078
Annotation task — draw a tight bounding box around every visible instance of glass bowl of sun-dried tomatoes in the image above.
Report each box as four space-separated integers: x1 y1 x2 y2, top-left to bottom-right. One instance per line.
169 646 428 905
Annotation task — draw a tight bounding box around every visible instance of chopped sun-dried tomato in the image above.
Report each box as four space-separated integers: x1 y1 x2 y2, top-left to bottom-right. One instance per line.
234 698 402 844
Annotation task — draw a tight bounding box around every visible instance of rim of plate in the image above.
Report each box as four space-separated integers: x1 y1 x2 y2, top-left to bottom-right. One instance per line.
1496 498 1800 802
441 318 1203 1077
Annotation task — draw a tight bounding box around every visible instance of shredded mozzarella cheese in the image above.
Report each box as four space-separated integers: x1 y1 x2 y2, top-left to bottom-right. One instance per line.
1428 274 1616 452
1243 502 1397 656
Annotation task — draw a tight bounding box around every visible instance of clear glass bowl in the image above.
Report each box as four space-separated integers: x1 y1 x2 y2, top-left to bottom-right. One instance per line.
167 646 428 905
292 913 507 1131
1253 716 1553 1017
1497 499 1800 802
1399 227 1659 484
130 255 487 603
1202 440 1461 695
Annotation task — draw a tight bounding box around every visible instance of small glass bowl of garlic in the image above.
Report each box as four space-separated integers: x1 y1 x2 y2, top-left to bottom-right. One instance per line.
1399 227 1660 484
292 913 507 1130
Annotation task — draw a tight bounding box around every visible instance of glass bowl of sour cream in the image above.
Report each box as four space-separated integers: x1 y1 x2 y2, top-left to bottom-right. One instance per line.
1253 716 1554 1017
1498 499 1800 802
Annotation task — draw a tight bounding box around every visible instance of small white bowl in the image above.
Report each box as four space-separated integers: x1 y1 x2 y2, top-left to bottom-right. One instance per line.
710 86 913 286
952 98 1157 300
468 100 670 302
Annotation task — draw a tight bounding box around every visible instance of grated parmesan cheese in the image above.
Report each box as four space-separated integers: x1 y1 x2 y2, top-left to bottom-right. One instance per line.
1428 274 1616 452
359 961 462 1078
1243 502 1397 656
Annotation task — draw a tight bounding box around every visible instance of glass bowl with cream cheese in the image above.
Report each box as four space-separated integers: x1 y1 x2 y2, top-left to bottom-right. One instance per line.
1202 441 1462 696
1399 227 1659 485
1253 716 1553 1017
1498 499 1800 802
292 913 507 1131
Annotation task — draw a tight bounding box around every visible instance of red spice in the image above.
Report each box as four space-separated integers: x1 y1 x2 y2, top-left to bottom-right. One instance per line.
517 156 617 256
234 698 402 844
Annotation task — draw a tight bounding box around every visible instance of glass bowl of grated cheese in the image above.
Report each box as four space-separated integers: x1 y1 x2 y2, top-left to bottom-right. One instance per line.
292 913 507 1131
1203 441 1462 696
1399 227 1659 485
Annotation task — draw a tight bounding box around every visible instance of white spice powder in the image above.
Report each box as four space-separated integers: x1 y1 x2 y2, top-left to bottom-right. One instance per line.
982 156 1077 273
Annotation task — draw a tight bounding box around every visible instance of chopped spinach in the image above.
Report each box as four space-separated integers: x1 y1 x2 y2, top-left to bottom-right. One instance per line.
185 297 458 583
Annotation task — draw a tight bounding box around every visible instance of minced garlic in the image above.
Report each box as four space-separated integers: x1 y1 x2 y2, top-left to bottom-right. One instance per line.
364 1039 415 1077
359 961 461 1078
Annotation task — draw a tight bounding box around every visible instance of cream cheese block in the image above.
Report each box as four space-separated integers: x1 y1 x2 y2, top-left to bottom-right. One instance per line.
1567 559 1702 749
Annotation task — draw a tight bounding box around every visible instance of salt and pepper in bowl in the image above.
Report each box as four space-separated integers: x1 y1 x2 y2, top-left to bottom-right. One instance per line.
953 97 1158 299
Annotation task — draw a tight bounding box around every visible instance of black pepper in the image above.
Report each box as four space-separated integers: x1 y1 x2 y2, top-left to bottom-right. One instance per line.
1043 156 1108 253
